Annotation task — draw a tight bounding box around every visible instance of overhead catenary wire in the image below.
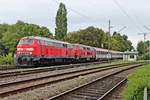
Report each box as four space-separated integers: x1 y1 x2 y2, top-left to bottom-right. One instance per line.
144 26 150 31
112 0 143 32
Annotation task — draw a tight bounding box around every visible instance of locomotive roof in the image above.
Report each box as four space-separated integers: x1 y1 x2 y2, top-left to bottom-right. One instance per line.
74 43 93 48
22 36 71 45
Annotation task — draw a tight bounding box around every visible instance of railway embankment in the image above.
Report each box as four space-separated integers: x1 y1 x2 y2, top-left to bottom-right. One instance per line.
123 64 150 100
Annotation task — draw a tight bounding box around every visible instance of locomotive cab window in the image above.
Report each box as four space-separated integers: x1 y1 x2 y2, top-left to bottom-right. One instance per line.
19 38 33 44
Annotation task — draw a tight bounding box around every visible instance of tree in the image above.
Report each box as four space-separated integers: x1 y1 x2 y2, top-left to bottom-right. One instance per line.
143 52 150 60
64 26 106 48
55 3 67 40
0 41 8 55
2 32 18 53
111 32 133 51
137 40 150 60
137 41 145 55
0 20 53 55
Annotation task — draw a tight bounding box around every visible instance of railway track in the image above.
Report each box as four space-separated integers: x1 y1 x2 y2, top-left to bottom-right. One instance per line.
0 62 145 98
0 61 141 78
0 61 108 78
0 61 106 78
48 63 146 100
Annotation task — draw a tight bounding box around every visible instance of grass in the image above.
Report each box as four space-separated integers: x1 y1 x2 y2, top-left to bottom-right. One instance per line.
0 65 16 70
123 64 150 100
0 53 16 70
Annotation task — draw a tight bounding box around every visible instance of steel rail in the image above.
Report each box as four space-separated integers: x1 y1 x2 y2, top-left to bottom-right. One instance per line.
98 78 127 100
48 63 145 100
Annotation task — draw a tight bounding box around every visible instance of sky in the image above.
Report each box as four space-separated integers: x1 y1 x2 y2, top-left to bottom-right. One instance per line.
0 0 150 48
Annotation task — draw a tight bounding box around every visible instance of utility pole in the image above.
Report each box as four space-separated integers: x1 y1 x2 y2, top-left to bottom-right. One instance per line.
143 26 150 63
107 20 126 63
108 20 112 63
138 33 148 51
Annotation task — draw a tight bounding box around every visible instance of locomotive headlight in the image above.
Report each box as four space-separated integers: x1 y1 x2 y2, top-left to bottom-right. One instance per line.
17 48 23 51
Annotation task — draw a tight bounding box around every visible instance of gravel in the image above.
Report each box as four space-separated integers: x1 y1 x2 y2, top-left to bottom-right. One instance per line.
1 64 137 100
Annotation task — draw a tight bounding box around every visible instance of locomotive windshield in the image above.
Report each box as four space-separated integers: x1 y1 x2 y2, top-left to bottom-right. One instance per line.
19 38 33 44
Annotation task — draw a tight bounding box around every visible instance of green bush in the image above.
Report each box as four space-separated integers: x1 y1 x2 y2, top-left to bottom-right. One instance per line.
138 52 150 60
143 52 150 60
0 53 14 65
123 64 150 100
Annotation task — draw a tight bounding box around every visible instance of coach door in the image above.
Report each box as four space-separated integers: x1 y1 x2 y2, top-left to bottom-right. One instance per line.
63 44 68 57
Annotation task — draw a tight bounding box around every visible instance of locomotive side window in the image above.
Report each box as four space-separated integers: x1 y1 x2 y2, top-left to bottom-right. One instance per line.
63 44 67 48
19 39 33 44
48 41 53 46
38 40 44 45
38 40 41 45
87 47 90 50
68 44 73 48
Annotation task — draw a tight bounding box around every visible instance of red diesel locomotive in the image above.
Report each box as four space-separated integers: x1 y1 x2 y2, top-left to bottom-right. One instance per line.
16 36 96 66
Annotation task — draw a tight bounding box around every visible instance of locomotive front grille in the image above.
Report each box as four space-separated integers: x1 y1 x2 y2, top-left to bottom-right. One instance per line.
17 52 32 55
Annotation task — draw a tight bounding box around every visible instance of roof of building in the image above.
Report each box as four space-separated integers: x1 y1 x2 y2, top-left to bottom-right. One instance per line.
124 51 138 55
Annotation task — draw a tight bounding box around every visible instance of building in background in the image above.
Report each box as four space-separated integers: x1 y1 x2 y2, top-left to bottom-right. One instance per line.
123 51 138 61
